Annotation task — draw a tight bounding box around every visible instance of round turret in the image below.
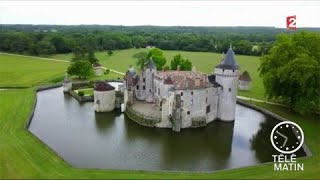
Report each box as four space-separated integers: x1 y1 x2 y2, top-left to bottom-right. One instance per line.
92 62 103 76
214 47 240 121
62 75 72 92
93 81 116 112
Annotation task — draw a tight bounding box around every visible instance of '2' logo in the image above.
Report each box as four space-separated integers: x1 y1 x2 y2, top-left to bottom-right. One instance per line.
287 15 296 30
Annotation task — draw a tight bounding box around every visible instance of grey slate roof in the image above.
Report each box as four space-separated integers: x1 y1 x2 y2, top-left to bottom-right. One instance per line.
94 81 115 91
207 74 221 87
216 48 240 70
146 58 156 69
239 70 252 81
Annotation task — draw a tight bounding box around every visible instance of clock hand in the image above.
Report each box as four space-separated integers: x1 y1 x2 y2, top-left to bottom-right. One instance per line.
276 131 288 147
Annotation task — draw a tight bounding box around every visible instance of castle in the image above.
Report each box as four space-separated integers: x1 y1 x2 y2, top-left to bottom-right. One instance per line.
123 47 240 131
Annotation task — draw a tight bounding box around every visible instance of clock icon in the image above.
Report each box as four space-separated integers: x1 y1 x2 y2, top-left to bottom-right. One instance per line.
270 121 304 154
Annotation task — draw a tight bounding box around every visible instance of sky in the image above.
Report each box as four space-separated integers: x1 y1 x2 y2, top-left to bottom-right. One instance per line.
0 1 320 28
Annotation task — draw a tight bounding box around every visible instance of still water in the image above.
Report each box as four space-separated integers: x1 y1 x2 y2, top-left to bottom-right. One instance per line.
28 87 306 172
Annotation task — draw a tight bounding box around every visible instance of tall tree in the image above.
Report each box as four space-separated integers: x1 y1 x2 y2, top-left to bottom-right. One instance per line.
170 54 192 70
146 48 167 70
259 32 320 114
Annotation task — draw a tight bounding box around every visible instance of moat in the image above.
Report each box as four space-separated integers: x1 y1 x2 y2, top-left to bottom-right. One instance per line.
28 86 306 172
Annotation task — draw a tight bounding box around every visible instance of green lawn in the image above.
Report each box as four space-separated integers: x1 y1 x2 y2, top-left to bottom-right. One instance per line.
0 54 122 88
74 88 93 96
46 48 265 100
0 89 319 178
0 54 68 87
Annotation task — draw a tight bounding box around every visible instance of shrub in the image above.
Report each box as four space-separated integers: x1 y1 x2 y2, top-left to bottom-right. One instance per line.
78 91 85 96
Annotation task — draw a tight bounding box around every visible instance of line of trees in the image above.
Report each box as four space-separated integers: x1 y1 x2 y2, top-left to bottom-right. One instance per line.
0 25 291 56
134 48 193 71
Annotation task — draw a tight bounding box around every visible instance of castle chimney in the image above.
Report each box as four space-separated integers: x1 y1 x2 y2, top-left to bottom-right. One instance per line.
195 77 201 87
202 74 207 83
177 65 180 71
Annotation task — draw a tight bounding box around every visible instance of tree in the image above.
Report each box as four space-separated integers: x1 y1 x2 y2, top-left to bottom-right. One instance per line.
170 54 193 70
67 60 93 79
146 48 167 70
133 52 148 70
259 32 320 114
87 51 98 64
35 39 56 55
107 50 113 56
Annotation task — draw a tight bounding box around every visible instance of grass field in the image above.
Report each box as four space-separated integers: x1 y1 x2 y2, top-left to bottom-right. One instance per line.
0 53 122 87
0 89 319 178
46 48 265 100
0 54 68 87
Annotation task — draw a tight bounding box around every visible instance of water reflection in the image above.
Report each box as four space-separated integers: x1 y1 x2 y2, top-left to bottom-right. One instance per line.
28 87 306 172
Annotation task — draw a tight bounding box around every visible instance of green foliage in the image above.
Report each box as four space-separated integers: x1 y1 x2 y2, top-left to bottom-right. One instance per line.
146 48 166 70
67 60 93 79
164 65 170 70
104 68 110 75
107 50 113 56
259 32 320 114
78 90 85 96
170 54 192 70
35 39 56 55
133 52 148 70
71 47 98 64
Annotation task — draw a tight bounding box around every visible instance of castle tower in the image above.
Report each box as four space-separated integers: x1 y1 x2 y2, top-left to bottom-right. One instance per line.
94 81 116 112
144 58 157 100
214 47 240 121
62 74 72 92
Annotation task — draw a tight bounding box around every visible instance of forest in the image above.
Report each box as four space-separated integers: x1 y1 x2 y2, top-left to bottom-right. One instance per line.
1 24 320 56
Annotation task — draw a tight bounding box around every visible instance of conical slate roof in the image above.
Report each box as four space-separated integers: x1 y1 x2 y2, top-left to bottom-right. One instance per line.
94 81 115 91
216 48 240 70
239 71 252 81
146 58 156 69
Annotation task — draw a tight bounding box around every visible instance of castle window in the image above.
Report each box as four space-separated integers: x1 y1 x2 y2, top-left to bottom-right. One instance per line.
143 86 146 90
187 111 190 115
206 105 211 113
149 89 151 92
191 91 193 95
143 78 145 83
206 97 208 103
137 85 139 90
158 88 160 95
181 92 183 96
233 70 235 72
150 69 152 71
229 88 231 92
223 69 225 72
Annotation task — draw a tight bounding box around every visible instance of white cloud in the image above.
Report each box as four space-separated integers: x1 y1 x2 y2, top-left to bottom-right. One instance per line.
0 1 319 27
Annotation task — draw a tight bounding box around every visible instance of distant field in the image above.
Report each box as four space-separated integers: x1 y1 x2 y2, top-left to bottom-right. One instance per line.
0 54 68 87
0 53 122 87
46 48 265 100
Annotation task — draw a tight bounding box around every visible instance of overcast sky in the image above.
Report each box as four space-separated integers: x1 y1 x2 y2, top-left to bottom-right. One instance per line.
0 1 319 28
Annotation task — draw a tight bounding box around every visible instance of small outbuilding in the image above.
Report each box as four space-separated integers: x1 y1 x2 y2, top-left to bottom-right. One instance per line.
62 75 72 92
93 62 103 76
94 81 116 112
238 70 252 91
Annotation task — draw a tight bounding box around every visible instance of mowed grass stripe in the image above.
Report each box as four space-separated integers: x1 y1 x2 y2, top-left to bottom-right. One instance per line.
0 54 68 87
